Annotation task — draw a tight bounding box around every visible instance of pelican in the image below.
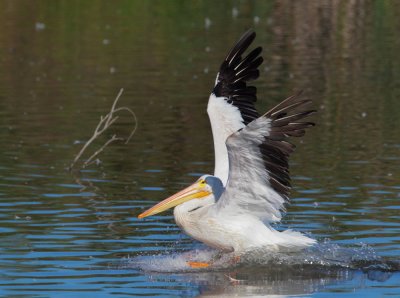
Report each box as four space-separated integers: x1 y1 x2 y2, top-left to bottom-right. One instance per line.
138 30 316 256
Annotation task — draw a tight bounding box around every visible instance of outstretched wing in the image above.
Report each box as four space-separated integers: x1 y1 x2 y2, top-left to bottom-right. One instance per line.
211 29 263 125
215 92 316 222
207 29 263 185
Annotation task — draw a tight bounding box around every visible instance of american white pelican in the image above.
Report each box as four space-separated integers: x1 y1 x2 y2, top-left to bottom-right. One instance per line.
138 30 316 255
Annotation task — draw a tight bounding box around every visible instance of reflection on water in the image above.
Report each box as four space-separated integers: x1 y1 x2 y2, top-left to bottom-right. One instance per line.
0 0 400 297
147 268 356 297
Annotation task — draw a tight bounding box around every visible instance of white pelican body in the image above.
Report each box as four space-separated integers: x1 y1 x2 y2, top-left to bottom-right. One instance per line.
138 30 316 253
174 199 314 252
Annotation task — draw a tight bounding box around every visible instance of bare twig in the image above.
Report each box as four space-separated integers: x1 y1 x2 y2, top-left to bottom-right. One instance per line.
113 107 137 144
70 88 137 171
83 134 124 167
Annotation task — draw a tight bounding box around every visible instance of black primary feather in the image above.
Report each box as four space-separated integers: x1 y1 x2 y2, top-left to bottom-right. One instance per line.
213 29 263 125
260 91 316 199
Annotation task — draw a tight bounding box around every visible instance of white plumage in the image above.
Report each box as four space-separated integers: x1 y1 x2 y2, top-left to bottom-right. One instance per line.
138 30 316 254
218 116 284 222
207 93 245 186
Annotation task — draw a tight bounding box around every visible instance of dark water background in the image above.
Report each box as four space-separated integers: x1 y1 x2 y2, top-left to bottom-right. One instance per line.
0 1 399 297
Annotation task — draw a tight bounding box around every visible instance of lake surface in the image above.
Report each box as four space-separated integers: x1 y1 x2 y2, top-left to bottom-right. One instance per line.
0 1 399 297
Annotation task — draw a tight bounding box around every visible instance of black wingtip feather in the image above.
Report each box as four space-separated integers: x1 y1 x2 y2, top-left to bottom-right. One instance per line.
225 29 256 64
213 29 262 125
260 91 316 199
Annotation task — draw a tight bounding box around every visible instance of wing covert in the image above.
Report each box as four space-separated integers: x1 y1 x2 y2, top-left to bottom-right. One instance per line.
215 92 316 222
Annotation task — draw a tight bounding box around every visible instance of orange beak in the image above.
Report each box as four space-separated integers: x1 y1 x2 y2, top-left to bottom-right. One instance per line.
138 180 211 219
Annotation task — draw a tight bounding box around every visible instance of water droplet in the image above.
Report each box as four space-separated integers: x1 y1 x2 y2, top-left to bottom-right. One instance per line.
232 7 239 18
204 17 212 29
35 22 45 31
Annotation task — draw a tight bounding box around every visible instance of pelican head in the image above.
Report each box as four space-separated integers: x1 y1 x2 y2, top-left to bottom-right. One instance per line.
138 175 223 219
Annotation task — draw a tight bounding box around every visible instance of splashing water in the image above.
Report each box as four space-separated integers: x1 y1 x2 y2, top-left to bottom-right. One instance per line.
127 240 399 276
122 241 399 297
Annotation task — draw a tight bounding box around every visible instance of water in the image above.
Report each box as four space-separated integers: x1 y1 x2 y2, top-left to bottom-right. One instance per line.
0 1 400 297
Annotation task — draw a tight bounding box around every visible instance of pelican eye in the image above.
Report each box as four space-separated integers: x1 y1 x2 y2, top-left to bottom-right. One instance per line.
200 180 206 185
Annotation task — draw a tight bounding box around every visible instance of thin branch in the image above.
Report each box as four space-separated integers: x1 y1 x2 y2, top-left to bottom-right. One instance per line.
113 106 138 143
70 88 138 171
83 134 124 168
